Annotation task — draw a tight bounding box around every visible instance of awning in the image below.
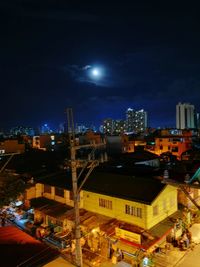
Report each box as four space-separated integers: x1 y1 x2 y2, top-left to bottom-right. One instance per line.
30 197 73 220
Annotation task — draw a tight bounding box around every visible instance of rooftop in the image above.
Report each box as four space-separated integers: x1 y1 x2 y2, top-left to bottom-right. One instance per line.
37 167 166 205
0 226 59 267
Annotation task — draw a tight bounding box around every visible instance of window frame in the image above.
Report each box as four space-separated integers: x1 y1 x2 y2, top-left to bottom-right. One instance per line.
55 187 64 198
153 205 158 216
125 204 142 218
99 198 112 210
44 184 51 194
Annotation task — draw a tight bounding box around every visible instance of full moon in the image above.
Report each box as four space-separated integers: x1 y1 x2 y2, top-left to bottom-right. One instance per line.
87 66 104 81
91 68 101 77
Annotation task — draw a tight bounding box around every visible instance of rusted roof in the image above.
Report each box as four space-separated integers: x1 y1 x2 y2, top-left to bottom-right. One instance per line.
0 226 59 267
30 197 73 219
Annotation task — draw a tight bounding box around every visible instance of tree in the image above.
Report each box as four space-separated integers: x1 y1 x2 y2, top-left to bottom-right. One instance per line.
0 172 26 208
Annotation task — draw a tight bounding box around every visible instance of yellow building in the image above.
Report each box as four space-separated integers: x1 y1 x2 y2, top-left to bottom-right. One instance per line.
27 169 177 232
25 168 180 263
82 171 177 230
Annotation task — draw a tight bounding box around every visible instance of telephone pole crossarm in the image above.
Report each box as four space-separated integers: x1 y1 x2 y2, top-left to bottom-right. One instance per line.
77 160 99 195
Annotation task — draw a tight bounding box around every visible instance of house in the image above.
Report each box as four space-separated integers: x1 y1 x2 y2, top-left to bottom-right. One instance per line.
0 139 25 153
153 129 193 159
25 167 178 253
82 169 177 230
121 134 147 153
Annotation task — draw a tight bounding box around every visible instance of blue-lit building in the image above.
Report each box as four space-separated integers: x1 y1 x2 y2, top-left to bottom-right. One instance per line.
10 126 35 136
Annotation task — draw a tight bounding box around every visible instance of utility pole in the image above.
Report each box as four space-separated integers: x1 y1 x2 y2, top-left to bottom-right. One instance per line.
66 108 105 267
66 108 82 267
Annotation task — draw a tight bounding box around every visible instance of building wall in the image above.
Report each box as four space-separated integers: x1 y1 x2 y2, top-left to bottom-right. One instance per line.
26 186 36 200
106 135 123 154
0 140 25 153
36 183 43 198
176 102 195 129
79 131 102 144
154 135 192 159
83 185 177 230
32 182 177 230
83 191 147 228
35 183 84 208
126 108 147 133
146 185 178 229
121 135 147 153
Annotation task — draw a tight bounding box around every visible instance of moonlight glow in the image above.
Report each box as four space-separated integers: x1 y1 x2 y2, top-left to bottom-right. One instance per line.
89 67 104 80
92 68 100 76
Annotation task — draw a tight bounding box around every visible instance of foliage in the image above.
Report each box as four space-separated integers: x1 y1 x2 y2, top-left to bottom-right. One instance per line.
0 173 26 208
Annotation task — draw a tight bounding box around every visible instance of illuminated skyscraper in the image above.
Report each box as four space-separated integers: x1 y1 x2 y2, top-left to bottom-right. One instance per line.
103 119 126 135
126 108 147 133
176 102 195 129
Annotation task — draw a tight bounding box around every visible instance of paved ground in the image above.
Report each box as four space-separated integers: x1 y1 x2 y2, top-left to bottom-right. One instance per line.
43 256 76 267
99 261 131 267
153 248 186 267
175 243 200 267
190 223 200 244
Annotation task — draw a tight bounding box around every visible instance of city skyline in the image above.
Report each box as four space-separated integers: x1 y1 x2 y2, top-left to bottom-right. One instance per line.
1 1 200 130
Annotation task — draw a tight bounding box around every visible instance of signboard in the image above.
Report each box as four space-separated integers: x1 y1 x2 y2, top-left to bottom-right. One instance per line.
115 227 141 244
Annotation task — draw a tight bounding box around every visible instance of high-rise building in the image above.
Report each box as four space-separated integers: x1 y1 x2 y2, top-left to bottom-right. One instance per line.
195 112 200 129
103 119 126 135
176 102 195 129
126 108 147 133
103 118 114 134
113 120 126 134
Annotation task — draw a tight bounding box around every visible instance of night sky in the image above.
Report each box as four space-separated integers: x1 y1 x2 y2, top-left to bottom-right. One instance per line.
1 1 200 131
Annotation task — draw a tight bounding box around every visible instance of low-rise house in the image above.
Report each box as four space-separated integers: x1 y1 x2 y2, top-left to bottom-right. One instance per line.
0 139 25 153
25 167 178 255
122 134 147 153
153 129 194 159
82 169 177 230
